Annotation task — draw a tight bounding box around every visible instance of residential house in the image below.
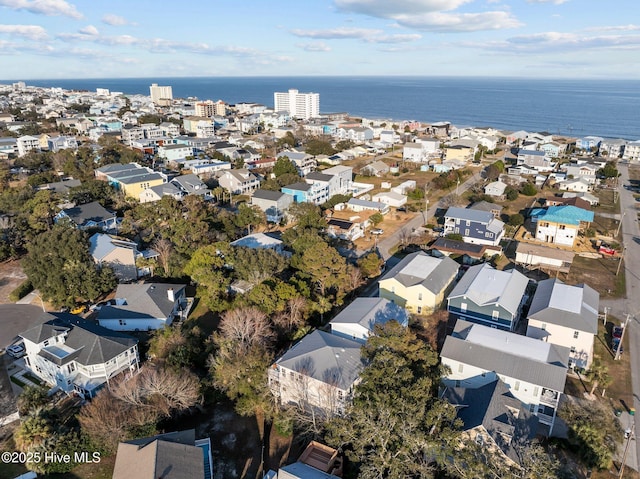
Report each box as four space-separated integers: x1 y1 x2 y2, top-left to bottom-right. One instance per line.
516 150 554 172
230 233 286 254
599 138 626 158
97 283 188 331
430 237 502 265
526 279 599 370
505 130 529 146
576 136 603 151
217 169 261 195
305 172 338 199
441 320 570 431
391 180 416 195
17 135 40 157
563 164 597 185
89 233 141 282
251 189 294 222
47 136 78 152
484 180 507 198
170 174 212 199
361 160 390 177
95 163 166 198
469 201 503 219
379 252 459 314
335 126 374 143
403 143 425 162
561 191 599 206
322 165 353 195
19 314 139 398
278 150 316 176
514 242 575 273
329 297 409 343
447 263 529 331
266 441 342 479
158 144 194 162
544 195 592 210
281 182 329 205
371 191 407 208
623 140 640 161
56 201 117 231
345 198 389 214
443 207 505 247
442 379 539 469
539 141 565 158
37 178 81 196
557 178 592 193
445 144 474 163
113 430 212 479
326 218 364 242
532 205 594 247
269 330 365 416
139 182 184 203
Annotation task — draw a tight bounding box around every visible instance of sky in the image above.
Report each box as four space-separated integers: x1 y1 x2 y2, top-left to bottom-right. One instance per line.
1 0 639 80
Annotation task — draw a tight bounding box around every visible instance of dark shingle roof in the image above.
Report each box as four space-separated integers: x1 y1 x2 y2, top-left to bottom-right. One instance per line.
98 283 186 321
252 189 287 201
61 201 114 226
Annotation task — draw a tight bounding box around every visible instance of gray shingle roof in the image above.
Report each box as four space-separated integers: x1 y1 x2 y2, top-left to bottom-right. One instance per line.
445 206 493 224
330 298 409 330
276 330 365 391
442 320 570 392
98 283 186 321
252 189 286 201
442 379 538 465
381 251 459 294
306 172 333 182
89 233 137 261
447 263 528 316
527 279 599 334
61 201 114 226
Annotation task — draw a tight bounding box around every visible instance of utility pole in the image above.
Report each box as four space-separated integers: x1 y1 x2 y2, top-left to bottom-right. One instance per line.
603 307 608 326
615 314 630 360
618 408 635 479
616 247 625 277
615 210 626 237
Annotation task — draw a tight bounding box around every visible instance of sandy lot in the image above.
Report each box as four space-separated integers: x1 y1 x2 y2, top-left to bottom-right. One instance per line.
0 261 26 304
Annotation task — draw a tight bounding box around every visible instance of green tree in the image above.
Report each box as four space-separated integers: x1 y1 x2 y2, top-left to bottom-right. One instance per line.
22 226 116 306
277 132 296 149
505 186 519 201
369 212 384 226
586 356 612 396
286 202 327 230
230 247 289 284
325 321 460 479
184 243 232 312
17 386 49 416
484 163 500 181
508 213 524 226
335 140 355 151
234 203 265 235
68 180 116 206
305 139 336 156
273 156 299 177
292 240 349 298
598 161 618 179
521 183 537 196
357 252 384 278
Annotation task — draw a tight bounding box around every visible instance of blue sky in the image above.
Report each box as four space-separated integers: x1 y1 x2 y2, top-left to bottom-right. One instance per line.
1 0 639 79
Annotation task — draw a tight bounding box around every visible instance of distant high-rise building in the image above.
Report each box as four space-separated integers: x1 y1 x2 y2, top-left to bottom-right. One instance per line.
195 100 215 118
274 89 319 120
149 83 173 104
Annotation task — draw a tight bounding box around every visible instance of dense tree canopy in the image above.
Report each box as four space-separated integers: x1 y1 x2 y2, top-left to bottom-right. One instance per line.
22 226 116 306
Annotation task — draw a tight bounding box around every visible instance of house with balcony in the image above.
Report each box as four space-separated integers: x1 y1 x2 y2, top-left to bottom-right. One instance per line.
19 314 139 399
326 218 364 242
443 207 504 247
56 201 117 231
322 165 353 195
531 205 594 247
516 149 554 172
217 169 261 195
269 330 365 417
623 140 640 161
95 162 166 198
514 242 575 273
526 279 599 370
599 138 626 158
329 298 409 343
158 144 194 162
170 174 212 199
441 379 539 469
281 182 329 205
563 164 597 185
278 150 317 176
139 182 184 203
250 189 294 222
447 263 529 331
576 136 603 151
113 430 212 479
441 320 570 433
47 135 78 152
379 252 459 314
97 283 188 332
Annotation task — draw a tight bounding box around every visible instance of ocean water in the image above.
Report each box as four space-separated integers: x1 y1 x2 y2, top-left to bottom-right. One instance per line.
7 76 640 140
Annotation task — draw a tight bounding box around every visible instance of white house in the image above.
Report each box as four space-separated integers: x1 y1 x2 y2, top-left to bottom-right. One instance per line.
526 279 599 370
19 314 139 398
97 283 188 331
441 320 570 432
484 180 507 198
329 298 409 343
371 191 407 208
557 178 591 193
563 165 597 185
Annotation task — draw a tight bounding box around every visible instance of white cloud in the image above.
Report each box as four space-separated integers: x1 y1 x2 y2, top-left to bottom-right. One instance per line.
333 0 519 32
585 24 640 33
291 27 421 43
0 24 47 40
296 42 332 52
102 14 129 26
0 0 82 19
527 0 569 4
464 31 640 52
78 25 98 36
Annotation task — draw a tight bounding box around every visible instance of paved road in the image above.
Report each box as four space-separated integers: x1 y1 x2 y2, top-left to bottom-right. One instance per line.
600 163 640 471
376 172 482 260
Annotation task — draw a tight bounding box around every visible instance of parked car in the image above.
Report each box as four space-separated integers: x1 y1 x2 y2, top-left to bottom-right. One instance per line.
396 207 407 212
432 227 444 233
89 299 115 312
370 228 384 235
71 304 87 315
7 342 25 358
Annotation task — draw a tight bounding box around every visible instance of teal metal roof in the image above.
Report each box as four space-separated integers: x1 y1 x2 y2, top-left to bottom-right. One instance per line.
536 205 594 225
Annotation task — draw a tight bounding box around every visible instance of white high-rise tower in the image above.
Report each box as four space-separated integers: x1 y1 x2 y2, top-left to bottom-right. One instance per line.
274 89 319 120
149 83 173 104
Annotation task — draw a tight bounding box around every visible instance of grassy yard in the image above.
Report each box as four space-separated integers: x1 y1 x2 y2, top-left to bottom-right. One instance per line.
565 255 626 298
594 188 621 215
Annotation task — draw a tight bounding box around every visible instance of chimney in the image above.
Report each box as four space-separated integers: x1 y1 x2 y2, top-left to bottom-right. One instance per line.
167 288 175 302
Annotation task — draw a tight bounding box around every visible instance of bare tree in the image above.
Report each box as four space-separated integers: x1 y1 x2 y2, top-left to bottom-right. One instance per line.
218 306 275 353
273 296 308 334
347 264 364 291
152 237 173 276
440 193 461 209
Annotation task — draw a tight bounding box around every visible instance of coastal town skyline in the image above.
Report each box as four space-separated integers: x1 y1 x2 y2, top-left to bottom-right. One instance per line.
1 0 640 80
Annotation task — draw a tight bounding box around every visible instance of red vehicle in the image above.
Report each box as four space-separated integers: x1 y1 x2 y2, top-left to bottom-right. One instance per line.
599 245 616 256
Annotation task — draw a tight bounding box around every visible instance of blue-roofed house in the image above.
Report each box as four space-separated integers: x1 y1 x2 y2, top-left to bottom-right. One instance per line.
443 207 505 247
281 182 329 205
532 205 594 247
447 263 529 331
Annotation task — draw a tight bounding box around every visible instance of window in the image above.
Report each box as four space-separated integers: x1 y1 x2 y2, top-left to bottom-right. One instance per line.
464 229 470 236
391 286 395 293
492 310 499 319
43 340 49 347
119 319 126 326
417 306 422 314
514 381 520 391
481 371 487 377
455 380 461 388
458 364 464 373
570 346 576 354
461 302 467 312
418 293 423 301
559 225 566 230
573 330 579 339
529 404 536 413
541 323 547 331
533 386 539 397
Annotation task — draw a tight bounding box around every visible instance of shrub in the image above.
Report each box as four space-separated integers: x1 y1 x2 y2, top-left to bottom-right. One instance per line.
9 279 33 302
505 186 519 201
521 183 537 196
508 213 524 226
446 233 463 241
